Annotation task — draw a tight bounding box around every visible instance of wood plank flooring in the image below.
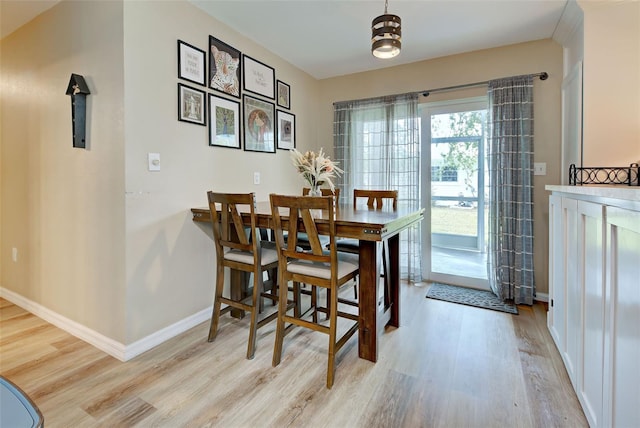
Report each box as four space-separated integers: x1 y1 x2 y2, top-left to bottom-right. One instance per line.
0 283 587 427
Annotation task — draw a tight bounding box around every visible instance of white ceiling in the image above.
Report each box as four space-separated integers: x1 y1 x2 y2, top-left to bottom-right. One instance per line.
1 0 569 80
190 0 569 79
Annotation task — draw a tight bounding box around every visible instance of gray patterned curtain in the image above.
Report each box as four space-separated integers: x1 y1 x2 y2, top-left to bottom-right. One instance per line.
487 75 535 305
333 93 422 282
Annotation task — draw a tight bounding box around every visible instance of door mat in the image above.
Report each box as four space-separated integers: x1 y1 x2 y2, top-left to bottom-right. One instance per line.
426 283 518 315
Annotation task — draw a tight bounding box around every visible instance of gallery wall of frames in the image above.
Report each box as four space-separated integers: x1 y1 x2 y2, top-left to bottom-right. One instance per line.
177 36 295 153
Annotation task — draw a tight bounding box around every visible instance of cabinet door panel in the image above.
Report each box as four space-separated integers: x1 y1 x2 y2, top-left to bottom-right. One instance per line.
577 201 605 427
548 195 565 351
563 197 580 387
605 206 640 428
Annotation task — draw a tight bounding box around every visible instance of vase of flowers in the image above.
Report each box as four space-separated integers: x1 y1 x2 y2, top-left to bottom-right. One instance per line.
290 148 343 196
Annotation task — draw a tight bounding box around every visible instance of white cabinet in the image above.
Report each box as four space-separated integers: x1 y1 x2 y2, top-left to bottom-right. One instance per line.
548 195 565 354
577 200 605 427
547 186 639 428
603 206 640 428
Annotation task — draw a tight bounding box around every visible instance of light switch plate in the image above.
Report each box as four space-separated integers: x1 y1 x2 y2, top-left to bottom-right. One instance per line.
534 162 546 176
148 153 160 171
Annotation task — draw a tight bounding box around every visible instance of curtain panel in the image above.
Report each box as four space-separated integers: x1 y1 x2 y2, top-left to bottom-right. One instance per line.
487 75 535 305
333 93 422 282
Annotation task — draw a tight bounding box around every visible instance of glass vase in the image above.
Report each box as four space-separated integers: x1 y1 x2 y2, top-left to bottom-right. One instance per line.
308 187 322 197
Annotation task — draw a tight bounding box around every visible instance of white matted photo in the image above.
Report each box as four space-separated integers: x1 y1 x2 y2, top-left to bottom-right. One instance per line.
243 55 275 100
276 110 295 150
177 83 206 126
243 95 275 153
277 80 290 109
209 94 241 148
178 40 206 86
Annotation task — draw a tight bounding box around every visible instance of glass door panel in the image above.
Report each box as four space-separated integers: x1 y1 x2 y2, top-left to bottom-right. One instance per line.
421 98 489 289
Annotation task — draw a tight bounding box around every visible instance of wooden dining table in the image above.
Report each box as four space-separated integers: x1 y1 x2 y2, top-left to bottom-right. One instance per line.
191 201 424 363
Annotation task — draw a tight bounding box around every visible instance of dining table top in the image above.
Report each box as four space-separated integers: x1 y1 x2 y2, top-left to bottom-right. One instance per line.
191 201 424 242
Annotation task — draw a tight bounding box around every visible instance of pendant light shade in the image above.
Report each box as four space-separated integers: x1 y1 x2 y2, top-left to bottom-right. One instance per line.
371 0 401 59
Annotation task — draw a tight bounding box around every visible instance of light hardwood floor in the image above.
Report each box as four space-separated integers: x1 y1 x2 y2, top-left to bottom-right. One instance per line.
0 283 587 427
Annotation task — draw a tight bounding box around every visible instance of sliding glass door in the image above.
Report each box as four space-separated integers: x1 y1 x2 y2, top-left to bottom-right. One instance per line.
420 97 489 289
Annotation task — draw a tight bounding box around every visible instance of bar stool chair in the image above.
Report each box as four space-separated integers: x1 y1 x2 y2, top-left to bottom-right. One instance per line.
336 189 398 299
269 193 359 389
207 191 281 359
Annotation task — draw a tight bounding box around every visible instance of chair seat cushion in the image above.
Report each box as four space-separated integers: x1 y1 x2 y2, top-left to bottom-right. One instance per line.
335 238 359 253
224 246 278 266
288 252 358 280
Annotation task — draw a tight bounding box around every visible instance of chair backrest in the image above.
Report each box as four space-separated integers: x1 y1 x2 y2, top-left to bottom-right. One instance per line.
302 187 340 200
353 189 398 209
270 194 337 278
207 191 260 261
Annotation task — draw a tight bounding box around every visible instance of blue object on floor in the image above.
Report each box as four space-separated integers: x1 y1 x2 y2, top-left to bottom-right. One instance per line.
0 375 43 428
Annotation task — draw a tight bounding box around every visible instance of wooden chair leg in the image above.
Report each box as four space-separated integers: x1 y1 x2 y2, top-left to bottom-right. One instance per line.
246 273 262 360
272 276 288 367
326 285 339 389
268 267 278 305
208 265 226 342
325 289 332 320
293 282 301 318
311 285 318 323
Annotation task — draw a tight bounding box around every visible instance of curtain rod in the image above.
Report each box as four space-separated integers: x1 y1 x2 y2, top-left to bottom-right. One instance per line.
421 72 548 97
333 71 548 105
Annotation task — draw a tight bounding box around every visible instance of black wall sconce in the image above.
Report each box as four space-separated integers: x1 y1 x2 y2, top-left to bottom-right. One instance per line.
65 73 90 149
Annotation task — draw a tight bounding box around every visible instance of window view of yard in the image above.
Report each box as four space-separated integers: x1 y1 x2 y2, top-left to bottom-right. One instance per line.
431 205 488 237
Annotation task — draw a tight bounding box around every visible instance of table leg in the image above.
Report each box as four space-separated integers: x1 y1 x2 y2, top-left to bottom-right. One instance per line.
387 233 400 327
358 240 380 362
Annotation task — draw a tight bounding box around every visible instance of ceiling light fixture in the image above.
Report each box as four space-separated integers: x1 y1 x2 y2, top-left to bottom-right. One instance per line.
371 0 401 59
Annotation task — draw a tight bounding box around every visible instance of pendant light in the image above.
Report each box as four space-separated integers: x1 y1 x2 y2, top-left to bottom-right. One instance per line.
371 0 401 59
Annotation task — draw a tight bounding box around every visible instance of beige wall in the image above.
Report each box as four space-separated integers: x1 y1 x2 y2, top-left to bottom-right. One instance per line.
1 0 127 340
317 40 564 295
120 1 319 342
580 0 640 166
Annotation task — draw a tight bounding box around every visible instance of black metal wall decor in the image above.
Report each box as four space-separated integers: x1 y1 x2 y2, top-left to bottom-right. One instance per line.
569 163 640 186
66 74 90 148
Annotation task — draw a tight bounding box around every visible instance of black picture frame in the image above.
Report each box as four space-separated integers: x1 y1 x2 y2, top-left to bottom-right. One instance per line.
177 83 206 126
209 35 242 99
209 94 241 149
276 110 295 150
243 95 275 153
177 40 206 86
243 55 275 100
276 80 290 109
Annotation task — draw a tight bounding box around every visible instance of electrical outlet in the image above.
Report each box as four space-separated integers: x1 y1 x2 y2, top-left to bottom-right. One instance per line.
253 172 260 185
148 153 160 171
12 247 18 262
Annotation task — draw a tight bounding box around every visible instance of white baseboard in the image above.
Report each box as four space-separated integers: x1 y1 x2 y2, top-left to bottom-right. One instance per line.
535 292 549 303
123 307 211 361
0 287 211 361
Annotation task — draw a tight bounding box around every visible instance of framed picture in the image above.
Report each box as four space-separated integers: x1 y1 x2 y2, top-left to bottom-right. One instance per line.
177 83 206 126
177 40 206 86
209 35 241 98
243 95 275 153
276 110 295 150
209 94 241 149
243 55 275 100
276 80 290 109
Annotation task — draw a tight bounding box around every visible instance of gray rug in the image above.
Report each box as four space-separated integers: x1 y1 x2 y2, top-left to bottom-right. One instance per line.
426 283 518 314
